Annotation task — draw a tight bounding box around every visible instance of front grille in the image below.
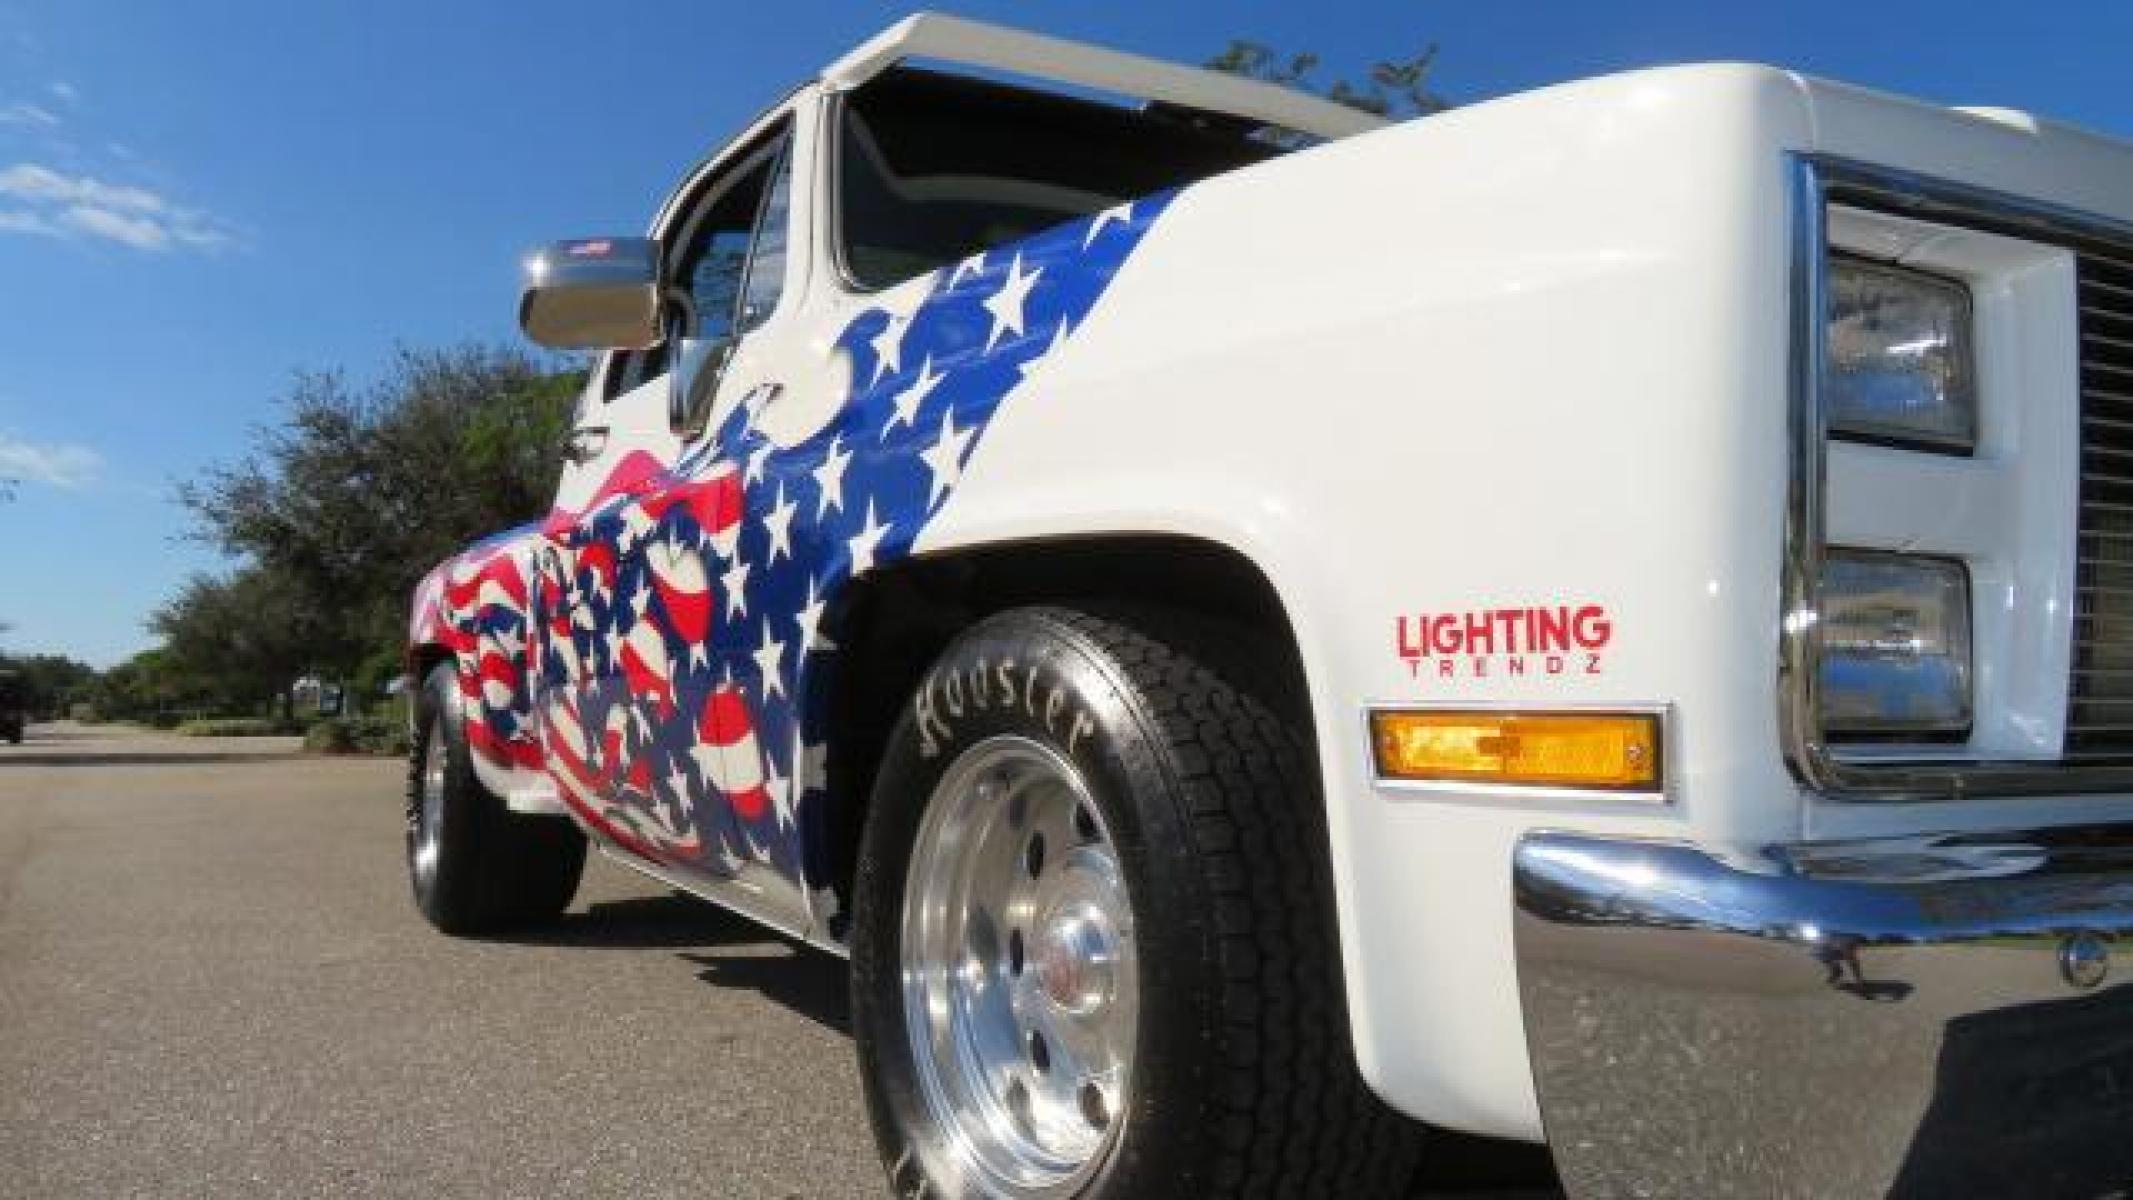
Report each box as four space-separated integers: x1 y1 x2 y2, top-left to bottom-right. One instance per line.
2068 247 2133 757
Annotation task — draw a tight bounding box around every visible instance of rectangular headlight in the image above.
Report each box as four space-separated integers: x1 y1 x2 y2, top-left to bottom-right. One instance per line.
1826 257 1976 452
1818 550 1972 736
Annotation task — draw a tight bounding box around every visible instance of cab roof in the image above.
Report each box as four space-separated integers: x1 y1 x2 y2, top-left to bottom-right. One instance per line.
821 12 1386 144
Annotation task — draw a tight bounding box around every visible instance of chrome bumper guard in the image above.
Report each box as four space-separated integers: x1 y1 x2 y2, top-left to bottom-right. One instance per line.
1514 826 2133 1199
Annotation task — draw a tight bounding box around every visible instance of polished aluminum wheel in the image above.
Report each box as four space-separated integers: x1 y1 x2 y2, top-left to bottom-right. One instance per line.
901 736 1138 1196
410 715 447 891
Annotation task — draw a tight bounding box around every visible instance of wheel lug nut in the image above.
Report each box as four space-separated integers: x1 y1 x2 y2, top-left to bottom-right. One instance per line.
1079 1082 1109 1129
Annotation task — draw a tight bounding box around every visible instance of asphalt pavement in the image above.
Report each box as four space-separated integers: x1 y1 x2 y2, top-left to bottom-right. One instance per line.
0 722 1559 1198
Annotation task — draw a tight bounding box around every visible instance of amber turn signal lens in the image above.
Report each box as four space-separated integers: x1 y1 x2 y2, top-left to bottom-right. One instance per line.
1369 710 1662 791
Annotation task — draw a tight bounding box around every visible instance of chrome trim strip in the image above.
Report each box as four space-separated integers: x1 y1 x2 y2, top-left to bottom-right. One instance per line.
596 843 850 959
1515 824 2133 1198
1782 154 2133 798
1361 702 1672 804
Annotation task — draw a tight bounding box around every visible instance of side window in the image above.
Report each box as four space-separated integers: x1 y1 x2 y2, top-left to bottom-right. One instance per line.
671 132 790 344
600 124 793 403
736 147 792 333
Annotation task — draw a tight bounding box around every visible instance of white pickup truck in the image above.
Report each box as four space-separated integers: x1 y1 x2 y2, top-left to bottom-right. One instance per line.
405 14 2133 1198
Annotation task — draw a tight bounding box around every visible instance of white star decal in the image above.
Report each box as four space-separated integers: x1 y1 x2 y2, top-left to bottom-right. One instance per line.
983 253 1042 350
868 309 912 384
665 766 692 803
919 408 977 507
755 623 787 699
746 442 774 486
847 501 891 576
766 761 794 829
630 577 652 618
761 482 796 564
948 251 986 289
813 435 850 519
1083 201 1132 247
884 356 943 439
798 577 831 652
688 641 710 670
721 557 750 617
1016 317 1071 382
619 502 656 550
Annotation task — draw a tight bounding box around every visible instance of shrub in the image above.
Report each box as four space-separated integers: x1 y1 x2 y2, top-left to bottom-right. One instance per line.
304 715 409 756
303 719 355 754
351 715 411 757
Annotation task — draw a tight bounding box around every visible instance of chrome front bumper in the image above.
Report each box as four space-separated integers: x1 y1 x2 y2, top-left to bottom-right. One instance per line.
1513 826 2133 1199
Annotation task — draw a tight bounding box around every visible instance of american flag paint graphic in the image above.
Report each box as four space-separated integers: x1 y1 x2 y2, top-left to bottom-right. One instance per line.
417 191 1177 885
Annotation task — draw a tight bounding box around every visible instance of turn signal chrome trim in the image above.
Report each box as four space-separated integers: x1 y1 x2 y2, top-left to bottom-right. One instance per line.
1368 708 1664 793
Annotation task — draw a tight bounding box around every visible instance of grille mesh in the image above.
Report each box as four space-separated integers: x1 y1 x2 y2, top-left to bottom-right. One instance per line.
2069 247 2133 757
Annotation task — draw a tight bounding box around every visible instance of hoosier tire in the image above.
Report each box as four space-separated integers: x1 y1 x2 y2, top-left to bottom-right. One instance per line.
406 661 585 935
851 606 1427 1198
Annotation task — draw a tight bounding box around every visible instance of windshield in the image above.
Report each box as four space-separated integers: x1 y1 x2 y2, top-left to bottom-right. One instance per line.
838 67 1285 290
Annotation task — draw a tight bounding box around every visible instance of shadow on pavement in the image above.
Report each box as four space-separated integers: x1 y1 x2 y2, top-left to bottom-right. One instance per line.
0 751 309 767
503 891 768 950
681 948 851 1036
497 891 854 1035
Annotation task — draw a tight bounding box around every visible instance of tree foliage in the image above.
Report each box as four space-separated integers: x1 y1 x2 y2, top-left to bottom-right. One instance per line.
1205 40 1451 120
0 650 97 718
148 567 312 715
175 343 582 693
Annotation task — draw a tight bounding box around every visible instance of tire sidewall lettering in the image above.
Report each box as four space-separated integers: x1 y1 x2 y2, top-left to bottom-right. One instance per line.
913 651 1101 767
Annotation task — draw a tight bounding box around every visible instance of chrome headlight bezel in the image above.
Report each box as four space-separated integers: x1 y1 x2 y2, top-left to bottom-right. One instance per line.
1782 154 2133 800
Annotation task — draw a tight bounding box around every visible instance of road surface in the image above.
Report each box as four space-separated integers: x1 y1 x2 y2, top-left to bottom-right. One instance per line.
0 722 1557 1198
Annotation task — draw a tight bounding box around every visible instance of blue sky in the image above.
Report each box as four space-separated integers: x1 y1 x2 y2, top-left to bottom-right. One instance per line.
3 0 2130 667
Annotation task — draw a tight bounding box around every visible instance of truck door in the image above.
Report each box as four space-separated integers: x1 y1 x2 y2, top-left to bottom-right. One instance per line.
537 121 798 880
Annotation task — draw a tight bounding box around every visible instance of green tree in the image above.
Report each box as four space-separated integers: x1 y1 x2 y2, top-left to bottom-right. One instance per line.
178 343 581 689
0 650 98 719
149 567 312 716
1206 39 1451 120
83 648 200 724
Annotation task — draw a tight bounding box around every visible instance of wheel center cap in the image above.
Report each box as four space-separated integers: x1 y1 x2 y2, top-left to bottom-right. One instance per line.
1033 906 1116 1016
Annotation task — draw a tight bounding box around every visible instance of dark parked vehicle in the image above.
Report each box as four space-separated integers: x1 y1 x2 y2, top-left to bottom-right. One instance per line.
0 670 25 744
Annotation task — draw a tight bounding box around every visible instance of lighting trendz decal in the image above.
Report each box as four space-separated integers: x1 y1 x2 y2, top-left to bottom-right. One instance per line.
1396 603 1614 680
415 194 1176 883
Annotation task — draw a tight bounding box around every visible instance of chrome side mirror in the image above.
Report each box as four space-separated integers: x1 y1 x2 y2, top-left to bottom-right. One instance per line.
518 237 661 350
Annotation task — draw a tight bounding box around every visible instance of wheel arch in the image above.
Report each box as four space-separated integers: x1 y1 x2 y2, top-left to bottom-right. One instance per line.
807 532 1317 934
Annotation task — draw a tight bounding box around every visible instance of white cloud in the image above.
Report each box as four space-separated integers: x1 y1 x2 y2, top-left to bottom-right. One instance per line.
47 81 76 104
0 432 102 489
0 208 56 235
0 161 236 252
62 203 164 249
0 162 159 211
0 102 58 127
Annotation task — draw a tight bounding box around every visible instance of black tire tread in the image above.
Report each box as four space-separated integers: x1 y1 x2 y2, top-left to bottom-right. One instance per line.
407 665 584 935
1019 605 1426 1198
